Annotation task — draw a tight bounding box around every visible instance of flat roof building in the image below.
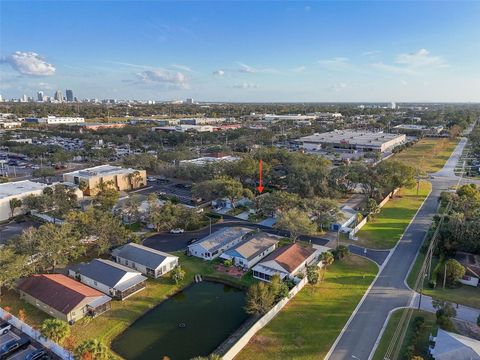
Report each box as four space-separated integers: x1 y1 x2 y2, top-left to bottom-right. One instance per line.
0 180 48 221
63 165 146 196
296 130 406 153
180 155 239 166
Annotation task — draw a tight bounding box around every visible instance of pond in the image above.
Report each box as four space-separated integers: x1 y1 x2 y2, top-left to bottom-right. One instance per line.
111 281 248 360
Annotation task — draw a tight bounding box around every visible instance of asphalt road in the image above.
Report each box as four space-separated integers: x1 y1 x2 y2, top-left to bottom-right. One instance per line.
327 136 472 360
347 245 390 266
143 214 329 252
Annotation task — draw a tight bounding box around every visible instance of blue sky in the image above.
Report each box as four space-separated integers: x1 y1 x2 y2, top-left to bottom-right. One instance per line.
1 1 480 102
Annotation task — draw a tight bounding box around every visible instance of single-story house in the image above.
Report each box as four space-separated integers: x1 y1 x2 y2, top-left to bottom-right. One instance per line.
17 274 111 323
455 251 480 287
111 242 179 278
68 259 147 300
252 243 318 282
430 328 480 360
188 227 252 260
220 232 280 268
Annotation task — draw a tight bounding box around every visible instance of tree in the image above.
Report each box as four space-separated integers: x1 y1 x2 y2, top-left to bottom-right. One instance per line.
32 167 56 182
366 198 380 219
433 300 457 331
303 197 343 232
74 339 110 360
40 319 70 344
245 281 275 315
127 170 144 189
193 176 253 209
269 274 289 301
320 251 334 280
94 180 119 211
0 246 29 295
376 160 416 196
275 208 316 241
149 201 183 232
9 198 22 218
335 245 350 260
306 265 320 285
170 266 185 285
190 355 222 360
121 195 141 223
254 191 301 217
444 259 465 286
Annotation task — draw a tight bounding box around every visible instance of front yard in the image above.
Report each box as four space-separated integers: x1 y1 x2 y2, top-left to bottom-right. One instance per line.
236 255 378 360
407 251 480 308
355 181 432 249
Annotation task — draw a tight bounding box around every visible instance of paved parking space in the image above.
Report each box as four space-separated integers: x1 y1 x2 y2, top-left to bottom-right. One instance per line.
0 220 39 245
0 325 54 360
7 346 36 360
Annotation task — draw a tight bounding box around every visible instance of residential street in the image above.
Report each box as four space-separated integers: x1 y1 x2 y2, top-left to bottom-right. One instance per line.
327 136 478 360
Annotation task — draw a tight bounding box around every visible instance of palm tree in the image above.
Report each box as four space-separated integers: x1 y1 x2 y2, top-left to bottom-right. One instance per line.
127 171 143 189
40 318 70 344
320 251 334 281
9 198 22 218
75 339 110 360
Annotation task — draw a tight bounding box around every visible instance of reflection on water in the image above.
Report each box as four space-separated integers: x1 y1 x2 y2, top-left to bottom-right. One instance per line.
112 281 248 360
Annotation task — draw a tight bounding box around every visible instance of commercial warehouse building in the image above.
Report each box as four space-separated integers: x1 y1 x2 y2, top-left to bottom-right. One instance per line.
296 130 406 153
63 165 146 196
0 180 48 221
25 116 85 125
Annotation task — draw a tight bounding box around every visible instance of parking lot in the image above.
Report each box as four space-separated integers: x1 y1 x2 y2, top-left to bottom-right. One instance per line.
0 220 38 245
0 326 51 360
139 178 206 206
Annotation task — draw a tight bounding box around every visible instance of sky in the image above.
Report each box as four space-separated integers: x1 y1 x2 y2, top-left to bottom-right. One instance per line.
1 1 480 102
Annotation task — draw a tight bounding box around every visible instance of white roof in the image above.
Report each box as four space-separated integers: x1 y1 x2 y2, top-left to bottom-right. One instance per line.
0 180 47 199
64 165 139 178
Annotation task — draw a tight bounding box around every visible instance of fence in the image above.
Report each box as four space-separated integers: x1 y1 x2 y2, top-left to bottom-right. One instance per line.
0 306 73 359
219 277 308 360
349 188 400 239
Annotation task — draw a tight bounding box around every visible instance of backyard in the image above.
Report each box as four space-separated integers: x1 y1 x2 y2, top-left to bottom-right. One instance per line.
0 252 254 354
236 255 378 360
391 138 458 173
372 309 436 360
355 181 432 249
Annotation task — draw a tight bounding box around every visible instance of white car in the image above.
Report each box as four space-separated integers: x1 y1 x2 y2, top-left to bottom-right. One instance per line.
170 228 185 234
0 321 12 335
147 176 156 182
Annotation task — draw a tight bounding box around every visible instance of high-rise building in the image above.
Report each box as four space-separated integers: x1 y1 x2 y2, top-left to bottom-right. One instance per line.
66 89 74 102
21 94 28 103
37 91 44 102
391 102 396 109
185 98 194 104
54 90 63 102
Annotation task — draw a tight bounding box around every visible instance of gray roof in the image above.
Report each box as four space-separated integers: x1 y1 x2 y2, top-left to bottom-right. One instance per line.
112 243 177 269
432 329 480 360
190 227 252 253
224 232 280 261
74 259 144 288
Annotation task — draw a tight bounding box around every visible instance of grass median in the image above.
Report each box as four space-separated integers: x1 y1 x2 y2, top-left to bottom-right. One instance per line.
235 255 378 360
355 181 432 249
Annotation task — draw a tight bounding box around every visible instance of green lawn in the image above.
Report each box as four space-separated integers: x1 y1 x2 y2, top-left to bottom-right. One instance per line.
236 255 378 360
0 252 254 354
407 251 480 308
391 138 459 173
372 309 436 360
355 181 432 249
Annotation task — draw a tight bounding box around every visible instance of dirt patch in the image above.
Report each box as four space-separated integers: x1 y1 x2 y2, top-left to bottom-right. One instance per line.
251 335 279 347
215 264 246 278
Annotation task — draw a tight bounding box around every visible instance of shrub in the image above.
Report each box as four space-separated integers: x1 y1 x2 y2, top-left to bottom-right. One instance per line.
223 259 233 267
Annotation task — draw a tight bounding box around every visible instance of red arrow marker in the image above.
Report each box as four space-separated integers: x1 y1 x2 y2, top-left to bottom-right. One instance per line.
257 159 264 193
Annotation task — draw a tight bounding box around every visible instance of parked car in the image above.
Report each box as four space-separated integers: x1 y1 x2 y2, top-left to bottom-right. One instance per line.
188 237 199 245
156 191 167 196
25 349 51 360
147 176 156 182
170 228 185 234
0 337 31 360
0 321 11 335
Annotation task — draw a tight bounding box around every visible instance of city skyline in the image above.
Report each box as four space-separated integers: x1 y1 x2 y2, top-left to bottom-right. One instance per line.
1 1 480 102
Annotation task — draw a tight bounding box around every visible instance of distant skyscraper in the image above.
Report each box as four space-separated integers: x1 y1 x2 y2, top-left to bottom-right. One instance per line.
185 98 194 104
21 94 28 102
37 91 44 102
391 102 396 109
66 89 74 102
54 90 63 102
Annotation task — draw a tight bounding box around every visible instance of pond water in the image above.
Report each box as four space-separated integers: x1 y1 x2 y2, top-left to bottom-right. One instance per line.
111 281 248 360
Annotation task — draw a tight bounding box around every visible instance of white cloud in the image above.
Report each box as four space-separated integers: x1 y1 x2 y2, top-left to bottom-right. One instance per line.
2 51 56 76
170 64 194 72
135 68 189 88
213 69 225 77
395 49 447 68
331 82 347 92
362 50 382 56
233 82 259 89
292 66 306 73
371 62 417 75
318 57 352 71
236 62 278 74
400 79 408 86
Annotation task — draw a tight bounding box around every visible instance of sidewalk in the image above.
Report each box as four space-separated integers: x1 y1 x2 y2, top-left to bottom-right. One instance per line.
410 293 480 324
